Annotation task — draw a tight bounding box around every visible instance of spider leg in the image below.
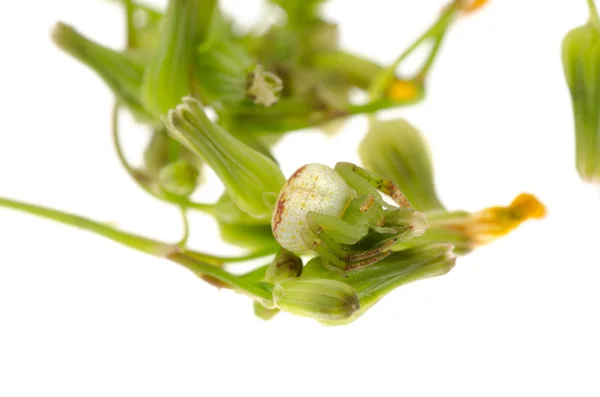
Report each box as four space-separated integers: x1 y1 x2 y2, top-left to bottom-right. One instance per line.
335 162 412 208
306 212 368 245
301 228 347 270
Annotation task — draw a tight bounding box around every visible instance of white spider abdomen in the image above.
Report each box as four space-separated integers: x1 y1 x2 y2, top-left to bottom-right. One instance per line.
271 163 354 253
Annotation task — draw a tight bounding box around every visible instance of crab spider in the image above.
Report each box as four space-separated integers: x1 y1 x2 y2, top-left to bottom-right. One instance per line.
272 162 427 272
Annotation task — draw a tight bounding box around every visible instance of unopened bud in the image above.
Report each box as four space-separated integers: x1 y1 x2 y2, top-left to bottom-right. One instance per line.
265 250 303 284
562 3 600 183
273 277 359 321
158 160 199 197
166 97 286 220
359 119 444 212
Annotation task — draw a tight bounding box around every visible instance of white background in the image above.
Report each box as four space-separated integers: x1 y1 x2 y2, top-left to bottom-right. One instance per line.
1 0 599 396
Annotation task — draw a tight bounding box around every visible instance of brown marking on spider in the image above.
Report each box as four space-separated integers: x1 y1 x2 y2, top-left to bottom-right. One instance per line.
345 238 397 261
289 164 308 182
271 196 286 238
345 250 392 271
360 195 376 212
273 165 308 239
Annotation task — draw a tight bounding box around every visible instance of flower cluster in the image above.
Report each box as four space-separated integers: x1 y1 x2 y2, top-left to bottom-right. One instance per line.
0 0 550 325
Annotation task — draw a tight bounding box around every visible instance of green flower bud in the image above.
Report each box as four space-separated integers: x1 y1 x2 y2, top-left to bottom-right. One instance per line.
303 243 456 325
165 97 286 220
143 128 203 183
51 22 150 121
158 160 200 197
562 1 600 183
359 119 444 212
196 38 253 106
273 277 359 321
141 0 217 117
265 250 303 284
143 128 171 179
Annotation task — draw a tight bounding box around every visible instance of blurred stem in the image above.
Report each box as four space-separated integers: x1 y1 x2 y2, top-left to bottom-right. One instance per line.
124 0 137 49
589 0 600 23
0 196 273 300
178 208 190 247
369 1 459 99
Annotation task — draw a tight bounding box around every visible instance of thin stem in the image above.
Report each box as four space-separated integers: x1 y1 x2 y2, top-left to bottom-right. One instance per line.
124 0 137 50
178 208 190 247
417 29 447 80
0 196 273 300
111 103 217 213
588 0 600 23
368 2 460 99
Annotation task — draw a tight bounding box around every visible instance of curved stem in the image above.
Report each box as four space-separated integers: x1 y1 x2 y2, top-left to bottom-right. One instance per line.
111 103 217 213
177 208 190 247
0 196 273 300
368 2 460 99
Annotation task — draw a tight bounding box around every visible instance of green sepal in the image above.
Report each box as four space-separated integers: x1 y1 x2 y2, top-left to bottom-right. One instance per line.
158 160 200 197
273 277 360 321
562 11 600 183
51 23 151 121
253 301 280 321
265 250 303 284
141 0 217 117
359 118 444 212
165 97 286 220
303 243 455 325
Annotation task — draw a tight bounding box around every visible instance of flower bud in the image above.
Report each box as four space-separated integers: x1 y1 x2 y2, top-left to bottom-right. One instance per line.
273 277 360 321
158 160 200 197
165 97 286 220
271 164 355 253
359 119 444 212
302 244 456 325
141 0 217 117
562 4 600 182
265 250 303 284
51 22 150 120
196 38 253 107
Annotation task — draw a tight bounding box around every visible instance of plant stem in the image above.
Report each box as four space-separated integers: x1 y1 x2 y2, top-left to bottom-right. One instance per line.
111 103 217 213
588 0 600 23
369 1 460 99
124 0 137 50
0 196 273 300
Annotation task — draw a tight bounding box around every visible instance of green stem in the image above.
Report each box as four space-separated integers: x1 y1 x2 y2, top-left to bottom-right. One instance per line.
0 196 273 300
177 208 190 247
124 0 137 50
588 0 600 23
111 103 217 213
369 2 459 99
